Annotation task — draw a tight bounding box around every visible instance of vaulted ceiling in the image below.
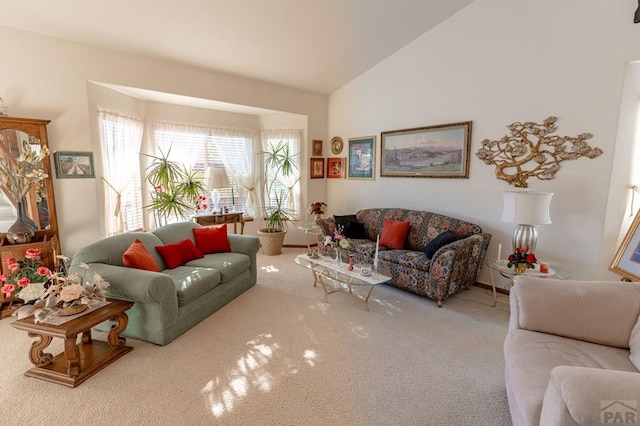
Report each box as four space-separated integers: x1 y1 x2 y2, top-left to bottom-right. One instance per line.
0 0 474 95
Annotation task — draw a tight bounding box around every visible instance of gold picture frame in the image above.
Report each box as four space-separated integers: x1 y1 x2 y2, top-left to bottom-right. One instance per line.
312 139 323 157
610 208 640 281
381 121 472 178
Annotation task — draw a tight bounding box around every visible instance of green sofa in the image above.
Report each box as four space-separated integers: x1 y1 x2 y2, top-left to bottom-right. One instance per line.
70 222 260 345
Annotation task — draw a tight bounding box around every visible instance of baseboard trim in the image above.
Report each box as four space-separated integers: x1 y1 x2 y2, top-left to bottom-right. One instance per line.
474 282 509 295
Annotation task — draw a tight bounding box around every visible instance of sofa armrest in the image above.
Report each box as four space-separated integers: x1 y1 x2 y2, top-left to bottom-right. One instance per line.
228 234 260 256
511 278 640 348
71 263 176 304
428 232 491 305
540 366 640 426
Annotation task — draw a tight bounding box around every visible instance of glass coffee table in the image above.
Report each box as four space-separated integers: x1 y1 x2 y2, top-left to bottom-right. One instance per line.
294 254 391 311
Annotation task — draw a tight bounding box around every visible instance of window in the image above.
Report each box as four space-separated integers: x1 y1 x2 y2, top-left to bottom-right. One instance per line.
151 121 251 222
260 129 302 219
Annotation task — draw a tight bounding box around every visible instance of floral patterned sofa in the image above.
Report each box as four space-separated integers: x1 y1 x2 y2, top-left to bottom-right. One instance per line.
315 208 491 306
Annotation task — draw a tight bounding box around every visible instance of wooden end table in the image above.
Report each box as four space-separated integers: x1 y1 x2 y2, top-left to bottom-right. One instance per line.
11 298 134 387
192 212 245 234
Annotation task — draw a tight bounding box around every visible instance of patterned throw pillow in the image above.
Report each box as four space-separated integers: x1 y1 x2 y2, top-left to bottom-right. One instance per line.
122 239 160 272
155 238 204 269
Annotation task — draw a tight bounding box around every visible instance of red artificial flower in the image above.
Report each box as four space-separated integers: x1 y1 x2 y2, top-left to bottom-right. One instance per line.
4 257 15 265
37 266 50 277
1 283 16 297
526 253 537 264
8 263 20 272
25 248 41 260
17 277 30 287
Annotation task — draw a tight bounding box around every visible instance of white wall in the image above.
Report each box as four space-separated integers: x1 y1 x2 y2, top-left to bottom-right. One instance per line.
328 0 640 284
0 25 327 254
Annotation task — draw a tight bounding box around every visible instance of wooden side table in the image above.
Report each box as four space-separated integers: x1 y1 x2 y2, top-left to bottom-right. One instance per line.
11 298 134 387
192 212 245 234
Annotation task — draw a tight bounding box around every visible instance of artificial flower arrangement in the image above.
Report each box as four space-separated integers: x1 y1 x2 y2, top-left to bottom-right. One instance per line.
194 194 209 213
0 141 50 202
507 247 537 270
323 225 351 251
307 201 328 215
1 248 50 299
8 253 110 323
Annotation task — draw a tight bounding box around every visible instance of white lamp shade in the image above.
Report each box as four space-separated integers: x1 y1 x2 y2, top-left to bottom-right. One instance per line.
501 191 553 225
204 167 230 189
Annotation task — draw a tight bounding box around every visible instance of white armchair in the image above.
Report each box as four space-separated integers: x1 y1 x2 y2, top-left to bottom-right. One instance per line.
504 276 640 426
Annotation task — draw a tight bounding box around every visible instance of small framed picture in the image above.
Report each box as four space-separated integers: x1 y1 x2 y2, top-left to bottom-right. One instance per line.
310 158 325 179
312 139 323 157
327 157 345 179
610 208 640 281
347 136 376 180
53 151 95 179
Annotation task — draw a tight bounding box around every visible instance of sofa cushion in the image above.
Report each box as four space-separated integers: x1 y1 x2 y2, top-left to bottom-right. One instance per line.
424 230 459 259
631 317 640 370
504 329 638 426
122 239 160 272
162 266 222 306
379 219 410 249
186 252 251 283
193 225 231 254
156 238 204 269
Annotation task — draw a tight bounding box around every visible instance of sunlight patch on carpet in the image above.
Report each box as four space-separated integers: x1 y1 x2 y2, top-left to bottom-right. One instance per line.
261 265 279 273
200 332 320 419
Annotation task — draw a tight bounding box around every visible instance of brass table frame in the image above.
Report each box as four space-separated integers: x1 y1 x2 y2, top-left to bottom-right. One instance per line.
295 254 390 311
488 260 571 307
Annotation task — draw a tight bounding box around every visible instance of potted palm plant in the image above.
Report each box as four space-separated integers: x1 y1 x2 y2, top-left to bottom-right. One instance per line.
257 140 298 255
143 147 206 227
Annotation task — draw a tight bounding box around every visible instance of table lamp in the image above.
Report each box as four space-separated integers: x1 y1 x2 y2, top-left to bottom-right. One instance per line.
501 191 553 253
204 167 230 213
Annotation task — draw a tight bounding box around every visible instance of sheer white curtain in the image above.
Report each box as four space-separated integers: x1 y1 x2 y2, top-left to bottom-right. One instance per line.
98 110 143 235
213 127 260 216
150 121 208 168
260 129 302 219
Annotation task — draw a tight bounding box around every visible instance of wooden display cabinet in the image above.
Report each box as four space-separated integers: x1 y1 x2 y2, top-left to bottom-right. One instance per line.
0 117 60 318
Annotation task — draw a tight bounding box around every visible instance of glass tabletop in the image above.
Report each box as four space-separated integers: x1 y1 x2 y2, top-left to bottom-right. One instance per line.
488 259 571 280
297 222 321 232
294 254 390 285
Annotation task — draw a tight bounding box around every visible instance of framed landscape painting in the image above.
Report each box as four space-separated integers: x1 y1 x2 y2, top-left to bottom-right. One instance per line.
380 121 472 178
347 136 376 180
610 209 640 281
54 151 95 178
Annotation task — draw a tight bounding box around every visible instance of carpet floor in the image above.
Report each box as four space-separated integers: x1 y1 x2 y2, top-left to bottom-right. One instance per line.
0 248 512 425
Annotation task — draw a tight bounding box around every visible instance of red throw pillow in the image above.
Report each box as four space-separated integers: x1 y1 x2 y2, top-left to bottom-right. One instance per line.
122 239 160 272
379 219 411 250
193 225 232 254
155 238 204 269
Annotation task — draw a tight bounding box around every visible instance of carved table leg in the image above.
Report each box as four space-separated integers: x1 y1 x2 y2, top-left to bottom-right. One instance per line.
81 329 92 344
27 332 54 367
107 312 129 348
64 335 81 377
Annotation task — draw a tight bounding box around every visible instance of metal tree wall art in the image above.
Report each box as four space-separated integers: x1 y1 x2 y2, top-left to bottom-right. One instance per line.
475 116 602 188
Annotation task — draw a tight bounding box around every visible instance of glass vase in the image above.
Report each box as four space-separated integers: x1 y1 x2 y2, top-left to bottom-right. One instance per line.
7 198 36 245
335 248 342 266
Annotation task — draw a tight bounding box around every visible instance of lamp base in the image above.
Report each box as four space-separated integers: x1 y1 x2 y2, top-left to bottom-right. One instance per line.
512 224 538 253
210 190 221 214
